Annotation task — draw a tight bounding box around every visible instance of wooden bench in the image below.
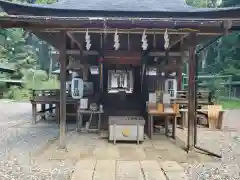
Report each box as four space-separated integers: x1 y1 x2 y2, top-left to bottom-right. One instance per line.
175 90 213 108
30 89 79 124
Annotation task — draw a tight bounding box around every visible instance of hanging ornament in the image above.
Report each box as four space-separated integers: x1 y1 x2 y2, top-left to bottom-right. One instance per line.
141 29 148 50
164 28 169 50
85 29 91 50
114 29 120 50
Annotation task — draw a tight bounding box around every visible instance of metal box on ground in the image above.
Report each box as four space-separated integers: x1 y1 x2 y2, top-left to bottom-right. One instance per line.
108 116 145 144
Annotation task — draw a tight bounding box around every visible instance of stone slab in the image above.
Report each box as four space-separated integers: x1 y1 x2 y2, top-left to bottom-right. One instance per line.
165 171 189 180
140 160 166 180
75 159 96 170
116 177 144 180
71 160 96 180
160 161 184 172
144 171 167 180
95 160 116 171
93 160 116 180
116 161 143 179
79 147 95 159
116 178 144 180
71 169 94 180
140 160 161 171
94 147 120 159
93 172 115 180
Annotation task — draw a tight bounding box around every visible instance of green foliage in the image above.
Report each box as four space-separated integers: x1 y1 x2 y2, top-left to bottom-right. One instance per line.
186 0 240 78
35 0 55 4
221 0 240 7
202 79 225 102
184 0 240 101
0 28 38 79
0 0 58 101
186 0 221 7
220 99 240 109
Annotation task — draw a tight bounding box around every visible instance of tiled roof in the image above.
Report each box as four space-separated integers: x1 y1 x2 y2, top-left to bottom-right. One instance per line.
0 0 239 18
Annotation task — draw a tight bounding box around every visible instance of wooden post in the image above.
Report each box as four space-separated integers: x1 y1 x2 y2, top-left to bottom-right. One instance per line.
99 56 104 92
41 104 46 119
187 33 197 152
177 40 184 90
32 103 37 124
177 65 182 90
59 31 67 149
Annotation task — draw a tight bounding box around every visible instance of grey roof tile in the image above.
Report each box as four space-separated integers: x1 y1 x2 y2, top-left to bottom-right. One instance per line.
52 0 192 11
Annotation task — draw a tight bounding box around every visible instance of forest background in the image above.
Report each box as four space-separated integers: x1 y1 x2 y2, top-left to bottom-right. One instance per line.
0 0 240 108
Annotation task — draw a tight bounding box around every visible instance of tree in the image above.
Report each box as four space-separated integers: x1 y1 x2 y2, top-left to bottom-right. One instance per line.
186 0 221 7
0 28 38 79
221 0 240 7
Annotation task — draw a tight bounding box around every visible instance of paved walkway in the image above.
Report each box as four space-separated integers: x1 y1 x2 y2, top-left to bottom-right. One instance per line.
71 160 187 180
35 132 208 180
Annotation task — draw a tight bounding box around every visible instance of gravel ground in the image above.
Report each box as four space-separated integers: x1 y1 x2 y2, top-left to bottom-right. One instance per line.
1 101 240 179
0 101 73 180
186 109 240 180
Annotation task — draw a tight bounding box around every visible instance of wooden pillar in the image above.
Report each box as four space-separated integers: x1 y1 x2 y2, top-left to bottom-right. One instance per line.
41 104 46 119
59 31 67 149
177 60 183 91
32 103 37 124
187 33 197 152
177 39 184 90
99 56 104 92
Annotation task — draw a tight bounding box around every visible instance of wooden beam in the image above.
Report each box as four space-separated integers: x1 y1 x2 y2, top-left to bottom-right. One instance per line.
65 50 189 57
187 32 197 152
168 34 189 50
67 61 88 70
66 32 83 55
40 29 224 35
148 51 189 57
67 50 99 56
148 64 180 72
59 31 67 149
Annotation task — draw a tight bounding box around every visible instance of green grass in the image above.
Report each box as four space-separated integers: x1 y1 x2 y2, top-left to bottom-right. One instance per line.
220 99 240 109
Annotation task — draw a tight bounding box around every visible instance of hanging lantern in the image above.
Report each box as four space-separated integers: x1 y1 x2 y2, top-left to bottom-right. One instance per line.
114 29 120 50
141 29 148 50
164 29 169 50
85 29 91 50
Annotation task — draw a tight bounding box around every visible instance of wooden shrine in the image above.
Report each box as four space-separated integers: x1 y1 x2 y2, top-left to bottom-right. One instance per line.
0 0 239 154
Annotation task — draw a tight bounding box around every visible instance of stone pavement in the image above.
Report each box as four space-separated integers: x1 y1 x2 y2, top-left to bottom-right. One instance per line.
71 160 188 180
34 132 211 180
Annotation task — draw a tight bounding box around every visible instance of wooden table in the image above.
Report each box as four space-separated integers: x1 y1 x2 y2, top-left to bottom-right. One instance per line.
148 110 177 139
31 95 79 124
77 109 104 132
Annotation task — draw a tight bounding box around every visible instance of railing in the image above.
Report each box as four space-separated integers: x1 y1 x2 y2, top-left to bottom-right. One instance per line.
175 90 213 107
